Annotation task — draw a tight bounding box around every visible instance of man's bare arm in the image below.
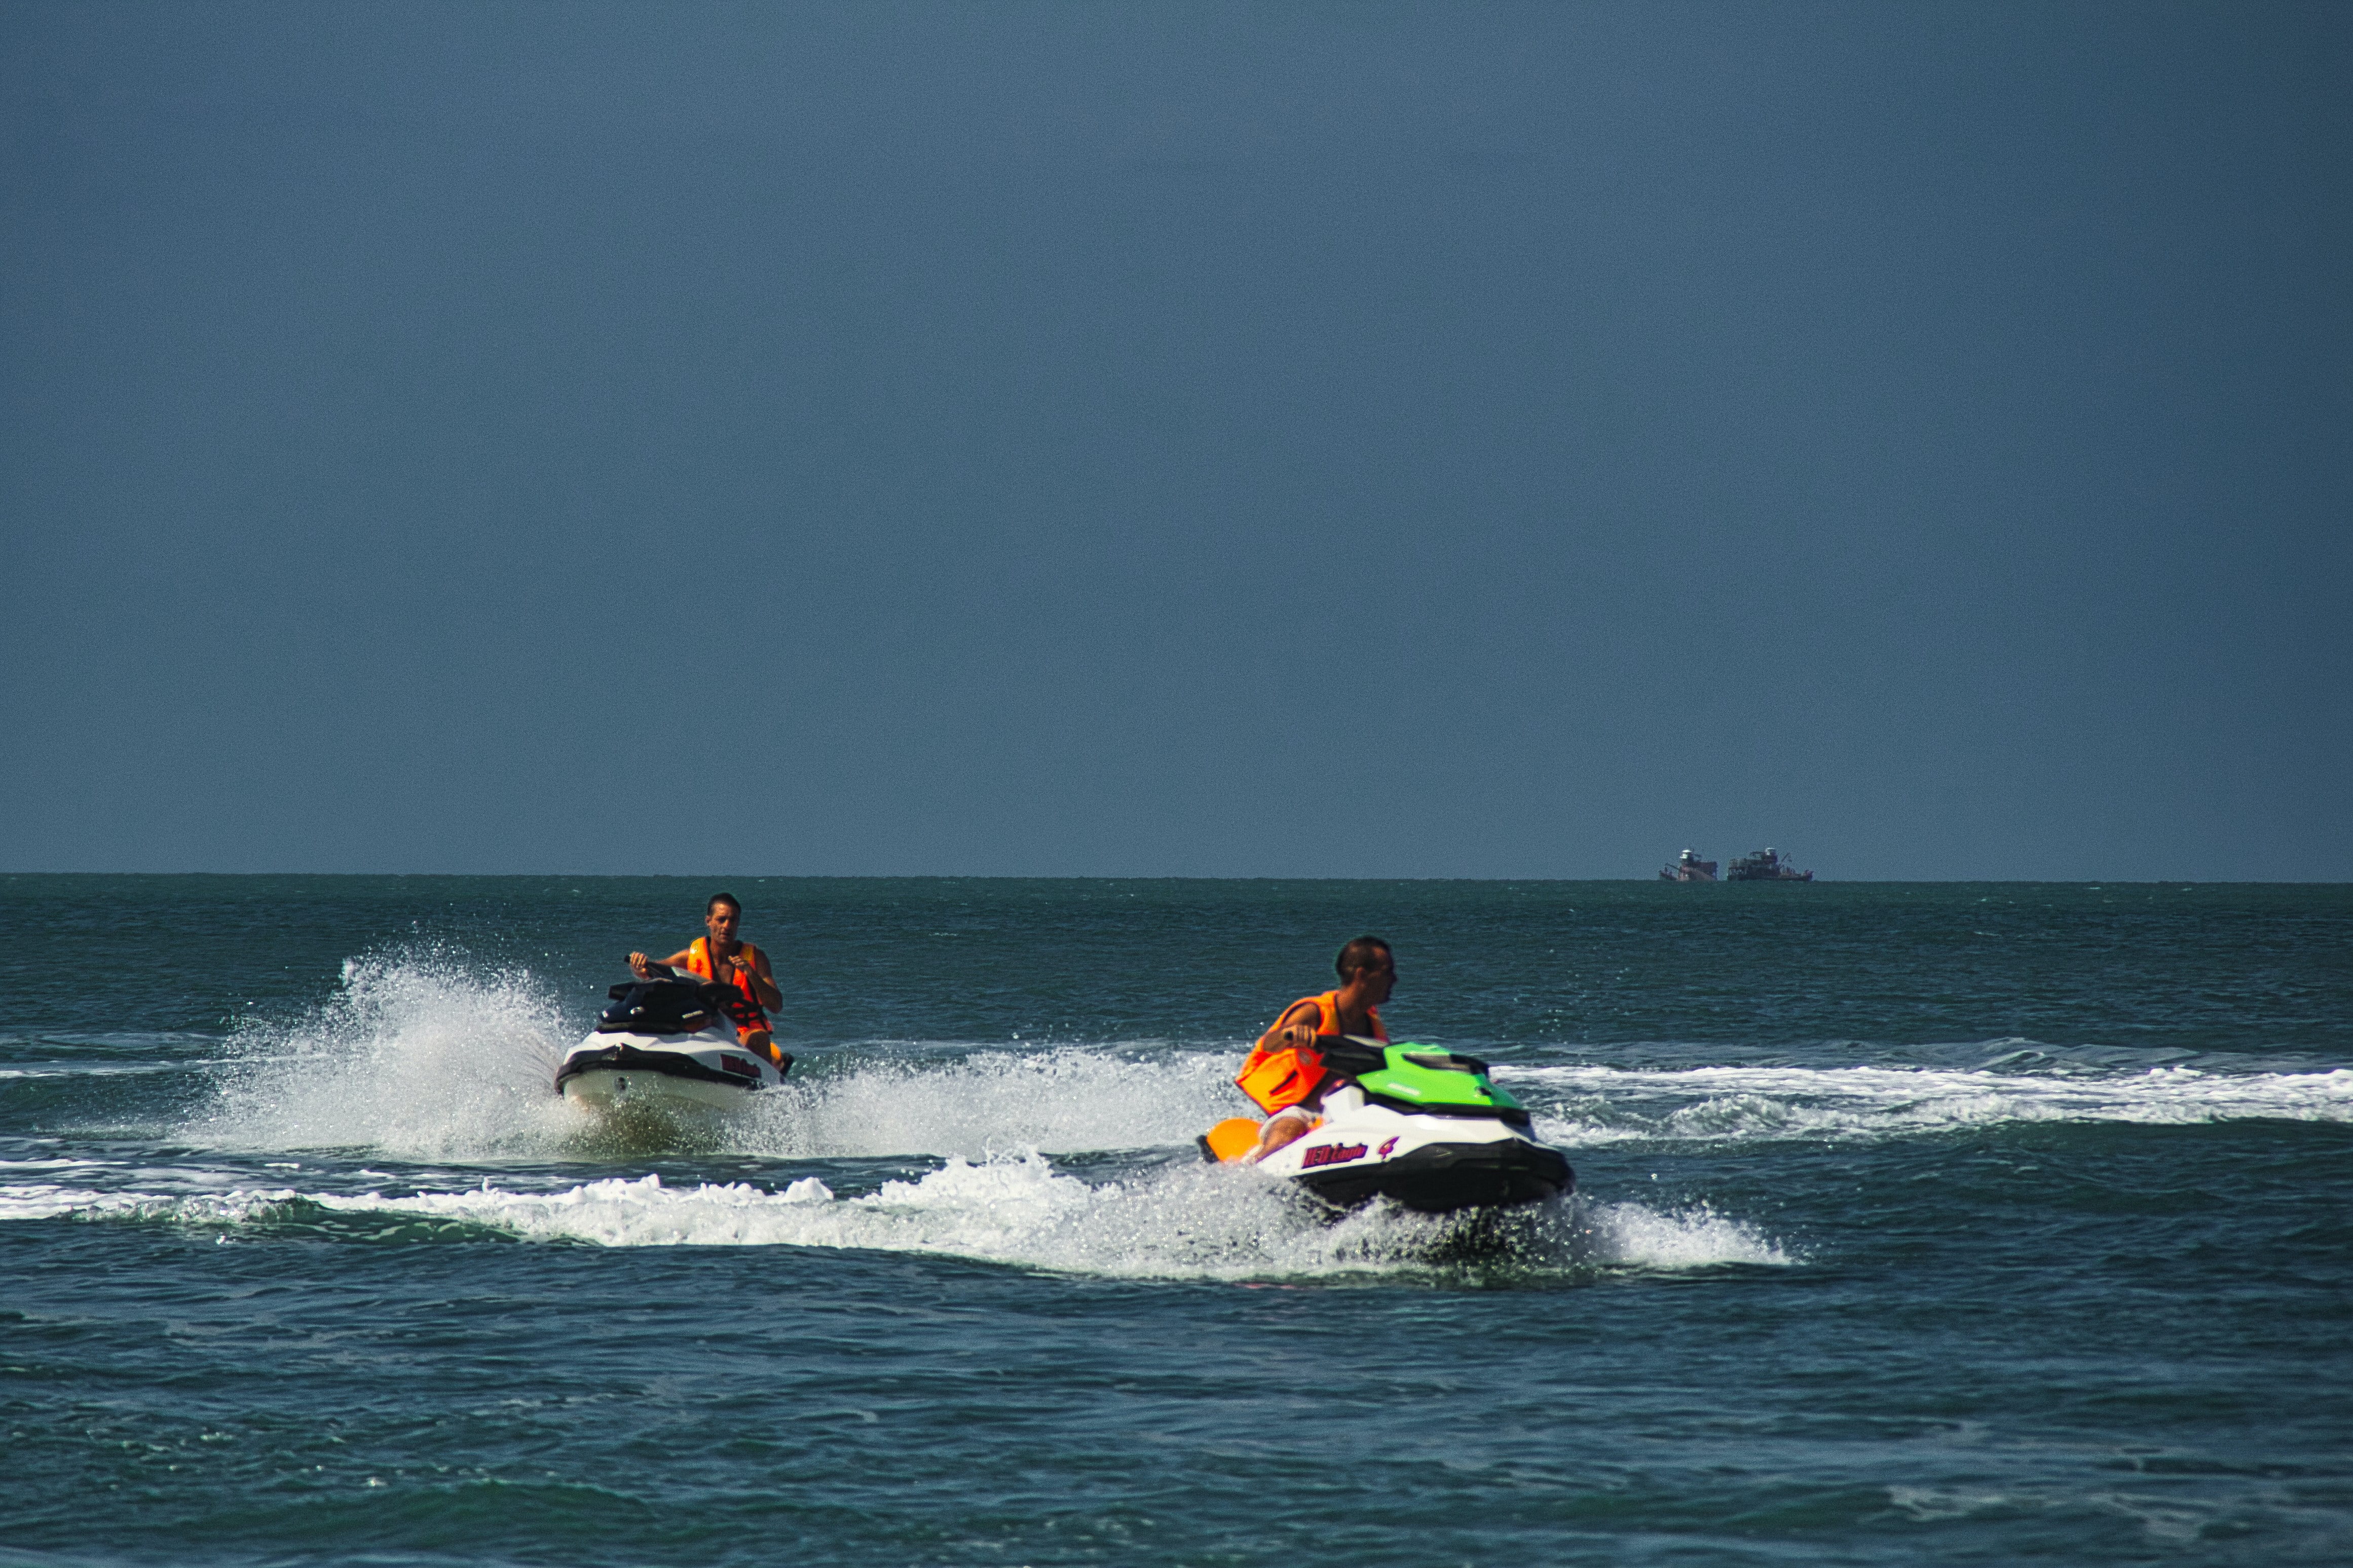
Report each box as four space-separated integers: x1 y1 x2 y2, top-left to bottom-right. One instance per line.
1254 998 1324 1055
742 945 783 1011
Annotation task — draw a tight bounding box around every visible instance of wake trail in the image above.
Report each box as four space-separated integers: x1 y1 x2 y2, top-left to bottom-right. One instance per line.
1512 1061 2353 1148
0 1155 1788 1282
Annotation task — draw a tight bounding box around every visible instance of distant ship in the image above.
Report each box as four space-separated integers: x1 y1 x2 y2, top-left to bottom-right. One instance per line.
1660 849 1719 882
1726 848 1813 882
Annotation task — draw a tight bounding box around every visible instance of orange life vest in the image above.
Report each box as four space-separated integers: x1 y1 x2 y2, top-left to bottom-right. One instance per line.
1235 991 1387 1114
686 937 772 1043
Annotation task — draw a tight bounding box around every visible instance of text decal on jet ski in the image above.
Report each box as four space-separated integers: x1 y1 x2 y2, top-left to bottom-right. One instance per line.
1300 1142 1369 1168
719 1055 761 1078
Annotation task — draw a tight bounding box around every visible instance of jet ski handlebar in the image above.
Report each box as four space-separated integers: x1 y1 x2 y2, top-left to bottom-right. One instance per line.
607 973 731 1003
1311 1034 1391 1077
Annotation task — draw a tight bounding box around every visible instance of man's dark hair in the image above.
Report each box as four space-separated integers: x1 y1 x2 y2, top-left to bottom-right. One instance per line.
707 892 741 916
1335 936 1393 983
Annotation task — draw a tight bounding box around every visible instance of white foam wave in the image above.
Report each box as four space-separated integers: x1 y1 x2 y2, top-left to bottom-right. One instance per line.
0 1063 191 1080
0 1159 1787 1281
0 1182 296 1225
1510 1062 2353 1147
1576 1199 1791 1268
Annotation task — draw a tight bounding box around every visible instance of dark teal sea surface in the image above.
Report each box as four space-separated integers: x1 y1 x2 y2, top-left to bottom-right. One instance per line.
4 876 2349 1565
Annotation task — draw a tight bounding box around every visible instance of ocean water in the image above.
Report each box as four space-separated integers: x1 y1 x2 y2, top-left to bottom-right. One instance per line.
2 874 2348 1566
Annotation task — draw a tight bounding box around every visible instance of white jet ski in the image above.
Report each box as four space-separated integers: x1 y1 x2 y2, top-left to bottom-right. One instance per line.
555 975 791 1117
1200 1037 1571 1213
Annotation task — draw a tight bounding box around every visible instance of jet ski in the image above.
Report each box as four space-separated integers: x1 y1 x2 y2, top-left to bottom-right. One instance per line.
555 975 792 1117
1200 1037 1571 1213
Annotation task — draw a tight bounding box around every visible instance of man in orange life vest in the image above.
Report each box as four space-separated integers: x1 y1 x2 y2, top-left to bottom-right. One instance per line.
628 893 785 1066
1237 935 1396 1162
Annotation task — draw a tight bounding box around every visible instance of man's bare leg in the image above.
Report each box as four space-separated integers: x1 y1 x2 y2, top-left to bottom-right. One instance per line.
1246 1108 1313 1163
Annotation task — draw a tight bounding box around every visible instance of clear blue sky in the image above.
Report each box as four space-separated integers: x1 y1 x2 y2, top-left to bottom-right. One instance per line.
3 2 2345 878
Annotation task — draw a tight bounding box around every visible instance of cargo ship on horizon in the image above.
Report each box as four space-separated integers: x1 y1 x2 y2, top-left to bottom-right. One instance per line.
1727 847 1813 882
1660 849 1719 882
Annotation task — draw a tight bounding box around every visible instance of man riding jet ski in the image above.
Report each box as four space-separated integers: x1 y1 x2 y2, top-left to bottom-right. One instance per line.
1234 935 1398 1161
1198 937 1571 1212
557 894 793 1117
628 892 786 1067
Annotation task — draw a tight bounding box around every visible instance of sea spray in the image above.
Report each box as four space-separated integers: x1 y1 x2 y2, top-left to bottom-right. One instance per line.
735 1045 1241 1159
175 945 1252 1160
188 945 579 1157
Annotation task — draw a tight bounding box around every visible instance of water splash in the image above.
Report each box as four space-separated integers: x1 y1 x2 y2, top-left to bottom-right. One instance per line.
734 1048 1239 1159
186 946 579 1158
0 1156 1788 1282
176 947 1247 1161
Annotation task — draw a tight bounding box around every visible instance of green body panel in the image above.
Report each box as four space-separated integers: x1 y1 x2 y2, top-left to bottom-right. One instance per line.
1354 1043 1524 1112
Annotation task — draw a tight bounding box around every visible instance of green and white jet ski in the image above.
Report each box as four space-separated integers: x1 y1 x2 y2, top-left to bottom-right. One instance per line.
1200 1037 1572 1213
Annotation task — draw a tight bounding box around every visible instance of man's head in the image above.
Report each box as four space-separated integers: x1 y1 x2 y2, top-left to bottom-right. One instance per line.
1335 936 1396 1004
705 893 742 946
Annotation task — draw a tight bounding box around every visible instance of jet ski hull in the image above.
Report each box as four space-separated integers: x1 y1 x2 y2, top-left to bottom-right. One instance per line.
555 1028 790 1117
1293 1132 1571 1212
1202 1039 1572 1214
1218 1100 1573 1215
558 975 791 1119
